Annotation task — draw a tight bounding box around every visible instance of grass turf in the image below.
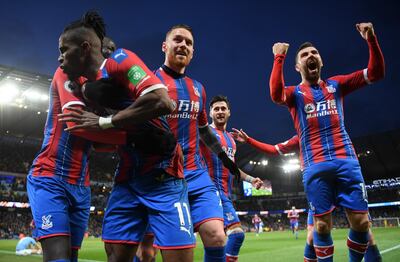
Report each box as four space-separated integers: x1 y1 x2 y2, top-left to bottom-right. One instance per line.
0 227 399 261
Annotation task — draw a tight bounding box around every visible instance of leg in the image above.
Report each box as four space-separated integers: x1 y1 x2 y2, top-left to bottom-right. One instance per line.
136 234 158 262
225 225 245 262
105 243 138 262
313 213 334 262
41 236 71 261
160 249 194 262
346 210 370 262
364 225 382 262
198 220 226 262
304 224 317 262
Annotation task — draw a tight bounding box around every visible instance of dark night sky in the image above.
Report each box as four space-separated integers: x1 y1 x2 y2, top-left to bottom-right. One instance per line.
1 0 399 143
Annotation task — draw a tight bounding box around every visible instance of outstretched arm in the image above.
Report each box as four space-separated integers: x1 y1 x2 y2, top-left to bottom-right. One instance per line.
270 43 290 104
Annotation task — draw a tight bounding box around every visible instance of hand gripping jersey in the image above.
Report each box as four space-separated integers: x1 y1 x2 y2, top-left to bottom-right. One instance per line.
269 36 384 169
98 49 183 182
154 65 208 179
29 68 92 186
200 125 237 197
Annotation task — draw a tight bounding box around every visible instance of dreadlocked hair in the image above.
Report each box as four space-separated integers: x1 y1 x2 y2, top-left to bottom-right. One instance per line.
63 10 106 41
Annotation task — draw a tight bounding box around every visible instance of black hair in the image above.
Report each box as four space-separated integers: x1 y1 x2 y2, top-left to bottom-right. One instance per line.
209 95 230 109
166 24 193 39
63 10 106 41
295 42 314 64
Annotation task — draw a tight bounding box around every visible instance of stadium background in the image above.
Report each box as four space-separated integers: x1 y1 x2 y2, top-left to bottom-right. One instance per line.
1 0 400 261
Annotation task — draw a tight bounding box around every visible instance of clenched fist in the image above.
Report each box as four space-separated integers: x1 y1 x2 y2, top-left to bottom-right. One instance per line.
272 42 290 56
356 22 375 40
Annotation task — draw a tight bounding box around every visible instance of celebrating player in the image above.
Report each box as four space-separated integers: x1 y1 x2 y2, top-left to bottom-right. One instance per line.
58 12 195 262
288 206 300 239
200 95 262 261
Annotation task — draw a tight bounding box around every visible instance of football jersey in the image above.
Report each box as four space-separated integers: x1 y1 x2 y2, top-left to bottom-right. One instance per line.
154 65 208 179
270 36 384 169
29 67 92 186
247 135 299 156
200 125 236 197
98 49 183 182
288 210 299 223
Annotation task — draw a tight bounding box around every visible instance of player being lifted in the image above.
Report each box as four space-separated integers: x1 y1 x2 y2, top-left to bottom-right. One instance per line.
200 95 263 261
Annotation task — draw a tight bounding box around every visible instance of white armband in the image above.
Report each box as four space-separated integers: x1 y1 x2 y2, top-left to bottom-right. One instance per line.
99 115 114 129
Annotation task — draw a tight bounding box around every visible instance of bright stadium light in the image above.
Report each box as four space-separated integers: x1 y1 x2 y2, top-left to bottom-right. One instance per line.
282 163 300 173
249 160 254 164
0 82 19 104
23 89 42 101
41 94 49 101
261 160 268 166
288 158 299 164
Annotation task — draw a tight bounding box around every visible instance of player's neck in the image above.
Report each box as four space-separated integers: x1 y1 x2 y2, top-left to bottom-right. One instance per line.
163 61 186 75
301 76 321 87
84 55 105 81
211 122 226 131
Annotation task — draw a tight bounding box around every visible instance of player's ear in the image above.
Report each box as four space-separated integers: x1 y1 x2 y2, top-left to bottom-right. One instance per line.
81 41 91 55
162 41 167 53
295 63 300 73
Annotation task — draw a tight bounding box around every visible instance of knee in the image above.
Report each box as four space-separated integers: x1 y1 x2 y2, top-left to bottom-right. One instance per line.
204 228 226 247
227 227 245 243
141 246 157 261
352 217 370 232
315 220 331 234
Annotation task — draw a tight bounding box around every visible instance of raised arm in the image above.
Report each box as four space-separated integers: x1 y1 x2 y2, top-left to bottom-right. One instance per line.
269 42 290 104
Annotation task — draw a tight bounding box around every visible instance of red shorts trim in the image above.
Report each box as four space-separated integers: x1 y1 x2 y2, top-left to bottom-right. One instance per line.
313 207 335 217
71 246 81 250
194 217 224 231
37 233 70 241
102 239 140 245
225 222 242 230
153 244 196 250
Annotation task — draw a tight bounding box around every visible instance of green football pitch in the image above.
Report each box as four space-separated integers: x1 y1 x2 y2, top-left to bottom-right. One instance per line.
0 227 399 261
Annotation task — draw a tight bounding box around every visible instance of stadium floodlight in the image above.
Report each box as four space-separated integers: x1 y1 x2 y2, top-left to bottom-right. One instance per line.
249 160 254 164
288 158 299 164
282 163 300 173
261 160 268 166
23 89 42 101
0 82 19 104
41 94 49 101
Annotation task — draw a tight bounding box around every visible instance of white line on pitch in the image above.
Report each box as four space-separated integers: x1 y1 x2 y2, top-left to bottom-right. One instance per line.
381 244 400 254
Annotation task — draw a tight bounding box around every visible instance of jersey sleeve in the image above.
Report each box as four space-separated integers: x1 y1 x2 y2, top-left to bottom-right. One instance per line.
198 83 208 128
330 35 385 97
104 48 165 99
247 135 299 156
269 54 295 106
275 135 300 155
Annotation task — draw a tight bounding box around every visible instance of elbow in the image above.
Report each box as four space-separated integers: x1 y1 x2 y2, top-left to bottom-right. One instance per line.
155 96 174 115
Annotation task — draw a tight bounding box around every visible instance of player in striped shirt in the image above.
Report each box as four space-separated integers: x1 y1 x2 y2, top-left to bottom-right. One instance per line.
231 129 382 261
269 22 384 261
200 95 263 261
57 12 194 262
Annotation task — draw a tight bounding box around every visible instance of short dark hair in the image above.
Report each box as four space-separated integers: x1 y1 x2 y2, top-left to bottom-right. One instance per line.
166 24 193 40
63 10 106 41
209 95 230 109
295 42 314 64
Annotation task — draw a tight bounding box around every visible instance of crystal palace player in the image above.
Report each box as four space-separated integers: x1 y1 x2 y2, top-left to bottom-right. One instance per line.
200 95 263 261
288 206 300 239
231 130 382 262
26 66 128 261
149 24 242 262
269 22 384 261
58 12 194 262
